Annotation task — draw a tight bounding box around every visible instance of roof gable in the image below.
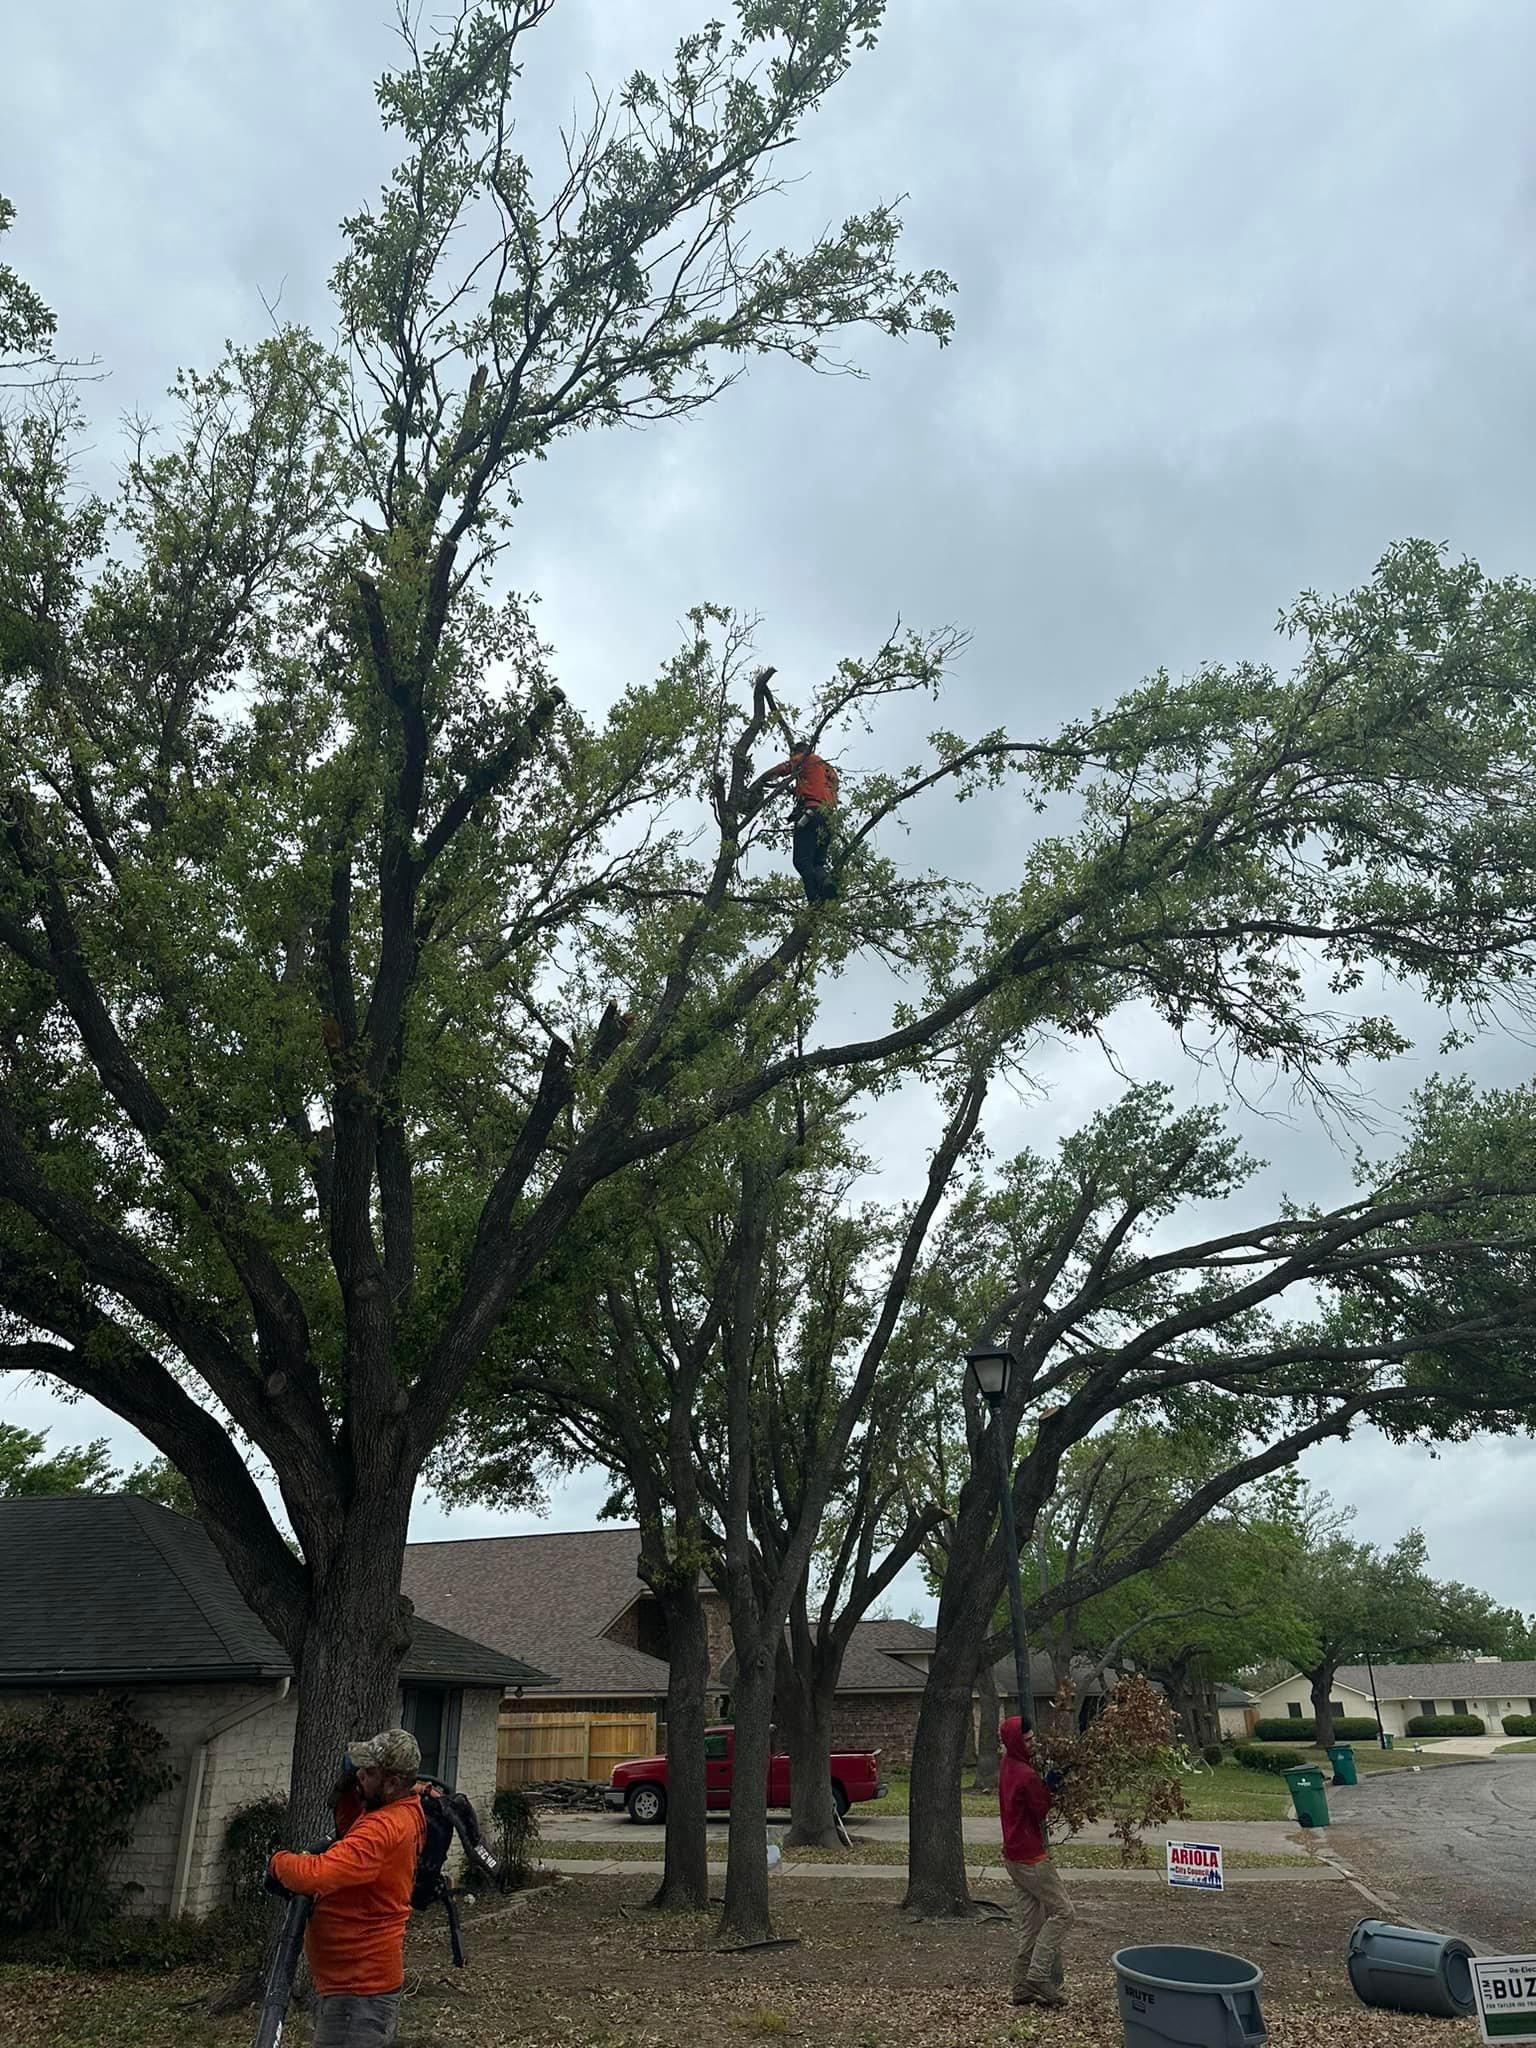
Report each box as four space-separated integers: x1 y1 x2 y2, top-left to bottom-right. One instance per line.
0 1496 547 1691
403 1526 672 1696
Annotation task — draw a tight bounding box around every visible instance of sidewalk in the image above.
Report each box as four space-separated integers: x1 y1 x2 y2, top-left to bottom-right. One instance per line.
541 1812 1312 1858
537 1855 1342 1886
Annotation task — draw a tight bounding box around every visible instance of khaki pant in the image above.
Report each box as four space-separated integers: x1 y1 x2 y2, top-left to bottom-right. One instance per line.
1005 1855 1074 1996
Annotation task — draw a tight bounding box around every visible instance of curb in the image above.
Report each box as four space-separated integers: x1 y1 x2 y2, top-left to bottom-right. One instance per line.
538 1858 1342 1887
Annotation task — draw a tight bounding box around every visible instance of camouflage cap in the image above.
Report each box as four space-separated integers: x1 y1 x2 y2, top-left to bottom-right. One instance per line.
348 1727 421 1775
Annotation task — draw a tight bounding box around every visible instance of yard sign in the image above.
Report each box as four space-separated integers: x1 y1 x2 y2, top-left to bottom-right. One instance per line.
1472 1958 1536 2042
1166 1841 1224 1891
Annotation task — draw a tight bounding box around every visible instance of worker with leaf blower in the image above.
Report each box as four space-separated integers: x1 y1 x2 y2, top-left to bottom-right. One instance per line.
263 1728 426 2047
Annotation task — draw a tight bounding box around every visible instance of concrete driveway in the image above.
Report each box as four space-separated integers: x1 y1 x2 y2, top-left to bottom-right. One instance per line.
1323 1754 1536 1952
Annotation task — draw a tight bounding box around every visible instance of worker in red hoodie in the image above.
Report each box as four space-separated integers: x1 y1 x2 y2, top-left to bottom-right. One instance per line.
998 1715 1074 2009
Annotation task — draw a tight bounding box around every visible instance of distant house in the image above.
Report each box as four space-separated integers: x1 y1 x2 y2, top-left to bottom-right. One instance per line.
0 1496 548 1916
1252 1659 1536 1736
402 1526 1107 1770
1214 1682 1258 1740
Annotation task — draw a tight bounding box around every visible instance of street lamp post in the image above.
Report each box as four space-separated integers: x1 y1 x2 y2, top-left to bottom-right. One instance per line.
966 1345 1032 1720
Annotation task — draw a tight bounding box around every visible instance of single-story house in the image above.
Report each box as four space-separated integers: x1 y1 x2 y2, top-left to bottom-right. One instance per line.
1215 1682 1258 1740
1252 1658 1536 1737
402 1526 1109 1771
0 1495 549 1916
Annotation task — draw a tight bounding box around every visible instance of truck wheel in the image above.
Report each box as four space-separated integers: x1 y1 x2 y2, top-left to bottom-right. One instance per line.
626 1782 667 1825
831 1782 849 1820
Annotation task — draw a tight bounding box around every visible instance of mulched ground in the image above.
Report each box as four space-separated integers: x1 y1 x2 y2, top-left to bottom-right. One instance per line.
0 1873 1483 2048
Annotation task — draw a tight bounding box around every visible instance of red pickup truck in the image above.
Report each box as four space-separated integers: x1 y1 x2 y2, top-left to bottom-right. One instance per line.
607 1724 886 1824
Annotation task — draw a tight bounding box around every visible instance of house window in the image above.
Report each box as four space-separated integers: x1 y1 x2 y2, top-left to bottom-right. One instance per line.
1529 1699 1536 1715
1419 1700 1435 1719
1330 1700 1344 1718
1452 1699 1468 1717
1287 1703 1303 1718
703 1732 728 1761
401 1684 462 1784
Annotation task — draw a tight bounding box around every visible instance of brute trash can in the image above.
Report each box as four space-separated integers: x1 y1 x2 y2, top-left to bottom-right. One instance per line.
1346 1919 1476 2019
1113 1945 1266 2047
1282 1766 1330 1828
1326 1743 1357 1786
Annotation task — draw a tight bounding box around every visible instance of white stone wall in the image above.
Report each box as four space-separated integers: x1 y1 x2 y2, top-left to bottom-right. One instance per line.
453 1687 501 1824
64 1677 509 1918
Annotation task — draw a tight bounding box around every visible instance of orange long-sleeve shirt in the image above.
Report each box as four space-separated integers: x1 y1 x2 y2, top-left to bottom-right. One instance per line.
269 1795 425 1997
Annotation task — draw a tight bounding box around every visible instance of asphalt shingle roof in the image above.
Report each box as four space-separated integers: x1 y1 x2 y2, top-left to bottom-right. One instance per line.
1332 1660 1536 1703
0 1495 548 1691
403 1527 672 1697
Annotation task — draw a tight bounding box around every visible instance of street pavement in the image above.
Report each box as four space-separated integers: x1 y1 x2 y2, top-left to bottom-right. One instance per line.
1322 1755 1536 1952
541 1810 1311 1856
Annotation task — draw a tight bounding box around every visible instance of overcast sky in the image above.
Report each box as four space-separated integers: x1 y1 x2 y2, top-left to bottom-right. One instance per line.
5 0 1536 1627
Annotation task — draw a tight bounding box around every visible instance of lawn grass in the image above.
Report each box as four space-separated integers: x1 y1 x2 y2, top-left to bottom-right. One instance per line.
540 1837 1305 1870
1497 1738 1536 1753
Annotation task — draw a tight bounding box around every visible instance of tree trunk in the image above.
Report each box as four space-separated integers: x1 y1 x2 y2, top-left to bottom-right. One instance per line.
902 1641 982 1918
288 1529 412 1843
1309 1667 1338 1751
969 1656 1000 1794
719 1652 778 1945
780 1646 846 1849
651 1584 712 1912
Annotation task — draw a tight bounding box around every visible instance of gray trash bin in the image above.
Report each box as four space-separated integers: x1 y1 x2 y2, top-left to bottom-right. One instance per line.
1113 1945 1266 2046
1346 1919 1476 2019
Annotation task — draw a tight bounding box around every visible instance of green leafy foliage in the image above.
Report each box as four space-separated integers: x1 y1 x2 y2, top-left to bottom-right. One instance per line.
1233 1743 1304 1774
1502 1714 1536 1735
0 1422 116 1498
0 1694 172 1935
1404 1713 1484 1736
222 1792 287 1910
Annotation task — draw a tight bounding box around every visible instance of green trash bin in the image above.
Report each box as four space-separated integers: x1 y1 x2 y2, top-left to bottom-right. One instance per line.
1283 1766 1330 1828
1327 1744 1357 1787
1381 1733 1394 1752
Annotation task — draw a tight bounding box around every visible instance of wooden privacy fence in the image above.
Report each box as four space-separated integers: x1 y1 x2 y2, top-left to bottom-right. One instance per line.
498 1710 658 1789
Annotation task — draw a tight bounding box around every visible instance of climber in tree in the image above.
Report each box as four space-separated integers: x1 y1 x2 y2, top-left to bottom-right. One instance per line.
765 738 841 902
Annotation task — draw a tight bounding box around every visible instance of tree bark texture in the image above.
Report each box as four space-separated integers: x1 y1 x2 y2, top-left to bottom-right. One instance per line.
287 1528 413 1843
651 1583 713 1912
969 1656 1000 1794
778 1640 846 1849
718 1653 777 1945
902 1641 982 1918
1309 1667 1339 1752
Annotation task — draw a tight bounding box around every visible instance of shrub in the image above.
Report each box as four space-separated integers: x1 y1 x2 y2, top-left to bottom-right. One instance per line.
0 1693 173 1936
1201 1744 1224 1768
1404 1714 1484 1737
1502 1714 1536 1737
224 1793 288 1913
491 1786 541 1887
1253 1716 1379 1743
1233 1743 1304 1774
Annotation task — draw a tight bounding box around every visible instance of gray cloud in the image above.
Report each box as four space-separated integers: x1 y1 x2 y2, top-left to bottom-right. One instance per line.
4 0 1534 1615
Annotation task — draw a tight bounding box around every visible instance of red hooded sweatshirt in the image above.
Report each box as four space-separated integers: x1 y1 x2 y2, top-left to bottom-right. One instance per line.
998 1716 1052 1865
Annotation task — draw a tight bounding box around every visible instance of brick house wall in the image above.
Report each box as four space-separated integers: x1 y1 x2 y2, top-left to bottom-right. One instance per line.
830 1693 923 1767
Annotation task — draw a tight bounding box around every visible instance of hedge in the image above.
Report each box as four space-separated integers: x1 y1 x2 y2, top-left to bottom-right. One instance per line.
1502 1714 1536 1737
1233 1743 1304 1775
1404 1713 1484 1737
1254 1717 1379 1743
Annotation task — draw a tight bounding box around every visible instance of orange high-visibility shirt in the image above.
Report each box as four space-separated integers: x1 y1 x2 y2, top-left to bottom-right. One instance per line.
269 1795 425 1997
771 751 839 807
